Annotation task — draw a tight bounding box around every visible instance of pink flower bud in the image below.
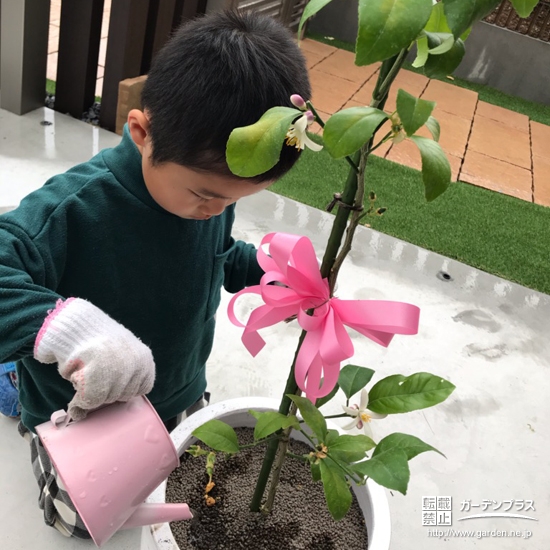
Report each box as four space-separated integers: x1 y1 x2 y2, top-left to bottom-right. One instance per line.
305 110 315 125
290 94 307 110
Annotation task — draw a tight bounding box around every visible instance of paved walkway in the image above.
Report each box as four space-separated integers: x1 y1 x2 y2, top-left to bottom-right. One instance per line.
301 39 550 208
45 2 549 208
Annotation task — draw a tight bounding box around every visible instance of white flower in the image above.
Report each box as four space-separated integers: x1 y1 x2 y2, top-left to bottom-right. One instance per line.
285 111 323 152
342 389 387 439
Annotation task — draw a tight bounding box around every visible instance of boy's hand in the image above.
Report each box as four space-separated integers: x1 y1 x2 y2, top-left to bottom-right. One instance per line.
34 298 155 420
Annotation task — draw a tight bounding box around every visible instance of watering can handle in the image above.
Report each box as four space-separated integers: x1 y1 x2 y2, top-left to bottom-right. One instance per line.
50 410 72 429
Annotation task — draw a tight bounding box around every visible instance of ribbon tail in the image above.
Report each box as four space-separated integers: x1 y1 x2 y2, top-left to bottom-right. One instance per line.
296 328 340 402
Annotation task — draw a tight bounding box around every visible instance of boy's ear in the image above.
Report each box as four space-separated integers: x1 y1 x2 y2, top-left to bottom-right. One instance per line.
127 109 150 150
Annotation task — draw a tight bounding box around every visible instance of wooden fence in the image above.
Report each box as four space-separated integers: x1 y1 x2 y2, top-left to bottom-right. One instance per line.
55 0 208 131
0 0 307 130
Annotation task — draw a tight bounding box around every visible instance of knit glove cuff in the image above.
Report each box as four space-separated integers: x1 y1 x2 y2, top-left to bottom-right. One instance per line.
34 298 155 420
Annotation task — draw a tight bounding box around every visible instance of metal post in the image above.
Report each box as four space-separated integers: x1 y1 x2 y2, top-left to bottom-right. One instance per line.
0 0 50 114
55 0 104 118
99 0 150 131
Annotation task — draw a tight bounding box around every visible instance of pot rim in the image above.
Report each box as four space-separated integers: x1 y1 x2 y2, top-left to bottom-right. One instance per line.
144 397 391 550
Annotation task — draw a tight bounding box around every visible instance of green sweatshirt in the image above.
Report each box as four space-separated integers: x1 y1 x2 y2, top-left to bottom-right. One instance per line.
0 127 263 431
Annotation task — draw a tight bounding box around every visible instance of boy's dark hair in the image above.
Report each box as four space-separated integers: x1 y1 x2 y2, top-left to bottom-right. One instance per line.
141 10 311 183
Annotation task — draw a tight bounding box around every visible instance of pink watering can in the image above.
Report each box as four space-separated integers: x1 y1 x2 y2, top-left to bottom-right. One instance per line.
35 396 193 547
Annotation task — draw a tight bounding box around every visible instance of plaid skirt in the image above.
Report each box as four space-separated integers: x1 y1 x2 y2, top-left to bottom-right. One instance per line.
18 422 91 538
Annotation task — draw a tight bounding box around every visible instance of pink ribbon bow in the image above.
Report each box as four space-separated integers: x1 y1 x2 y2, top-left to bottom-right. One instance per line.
228 233 420 402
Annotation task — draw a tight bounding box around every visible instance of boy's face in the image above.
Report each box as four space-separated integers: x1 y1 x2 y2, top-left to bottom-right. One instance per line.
128 110 272 219
142 154 272 220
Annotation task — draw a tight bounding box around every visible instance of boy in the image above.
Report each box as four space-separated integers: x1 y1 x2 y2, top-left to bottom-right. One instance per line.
0 10 310 537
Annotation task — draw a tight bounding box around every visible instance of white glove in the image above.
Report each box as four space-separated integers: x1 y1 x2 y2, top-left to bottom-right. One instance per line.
34 298 156 420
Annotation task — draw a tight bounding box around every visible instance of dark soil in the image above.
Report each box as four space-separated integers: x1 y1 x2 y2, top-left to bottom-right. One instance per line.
44 95 101 126
166 428 368 550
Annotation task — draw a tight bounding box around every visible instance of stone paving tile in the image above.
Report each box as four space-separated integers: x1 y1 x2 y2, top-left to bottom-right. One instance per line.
302 48 330 70
421 79 478 120
99 37 107 67
314 49 380 84
371 139 394 159
533 154 550 207
530 120 550 158
300 38 338 57
48 26 60 55
429 107 472 158
309 68 362 114
386 139 423 172
448 153 463 182
384 70 430 113
476 101 530 133
95 78 104 98
351 70 429 110
310 110 331 135
47 53 58 82
468 114 531 170
386 139 461 181
351 77 378 105
461 150 532 201
50 0 61 26
102 0 112 38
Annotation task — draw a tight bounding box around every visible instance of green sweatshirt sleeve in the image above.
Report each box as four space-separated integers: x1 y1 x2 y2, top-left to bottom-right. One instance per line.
0 219 65 362
222 240 264 294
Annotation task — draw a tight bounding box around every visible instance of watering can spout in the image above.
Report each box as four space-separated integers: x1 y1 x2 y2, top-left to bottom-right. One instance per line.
120 503 193 530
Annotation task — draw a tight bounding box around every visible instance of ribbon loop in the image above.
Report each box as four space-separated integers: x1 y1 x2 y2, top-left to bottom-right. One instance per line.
227 233 420 402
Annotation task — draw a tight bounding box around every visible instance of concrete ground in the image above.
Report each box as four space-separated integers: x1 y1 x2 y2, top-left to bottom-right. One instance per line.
1 108 549 550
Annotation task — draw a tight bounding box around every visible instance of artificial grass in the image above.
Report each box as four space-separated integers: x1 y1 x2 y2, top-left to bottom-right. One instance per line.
46 79 101 103
271 146 550 295
306 32 550 126
46 79 56 96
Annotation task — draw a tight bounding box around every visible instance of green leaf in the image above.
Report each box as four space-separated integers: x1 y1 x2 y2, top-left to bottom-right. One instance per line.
352 448 410 494
338 364 375 400
373 432 445 460
425 116 440 142
226 107 301 177
425 2 471 40
315 382 340 408
426 2 452 33
410 136 452 201
319 459 353 520
396 89 435 137
356 0 433 66
298 0 333 38
287 394 327 441
428 33 456 55
325 429 340 446
251 411 300 440
311 462 322 482
328 434 376 462
368 372 456 414
510 0 539 18
443 0 501 39
323 107 388 159
424 34 466 79
412 35 429 68
192 420 239 454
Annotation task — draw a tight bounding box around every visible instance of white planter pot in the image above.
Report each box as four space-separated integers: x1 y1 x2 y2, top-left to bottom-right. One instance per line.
141 397 391 550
